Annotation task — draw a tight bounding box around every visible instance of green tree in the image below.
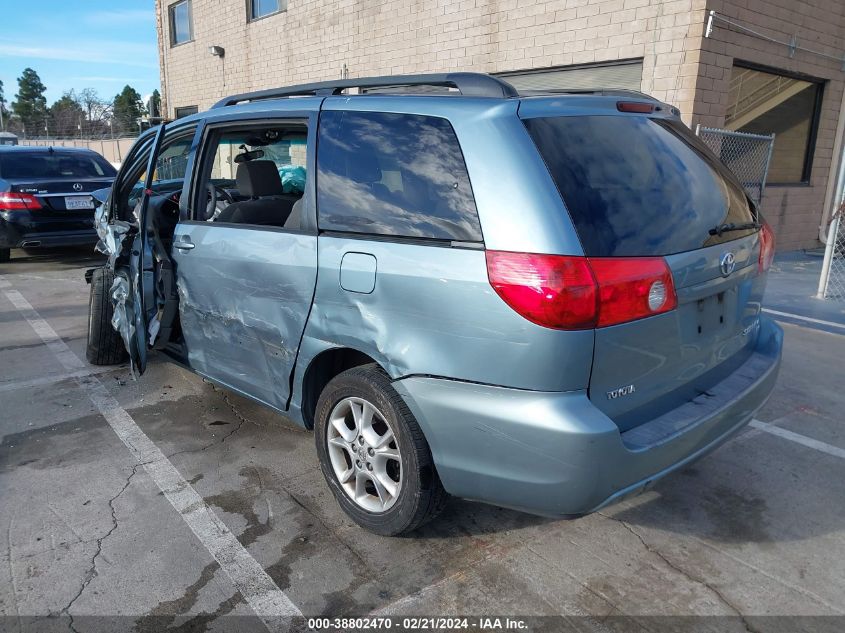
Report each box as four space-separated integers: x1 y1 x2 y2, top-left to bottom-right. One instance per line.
49 91 85 137
112 85 144 135
0 79 7 130
12 68 48 135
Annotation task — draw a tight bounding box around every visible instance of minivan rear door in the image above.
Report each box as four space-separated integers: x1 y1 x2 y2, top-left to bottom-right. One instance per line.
523 107 767 431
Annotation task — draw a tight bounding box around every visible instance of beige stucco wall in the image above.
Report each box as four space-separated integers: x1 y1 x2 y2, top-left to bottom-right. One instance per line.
156 0 845 250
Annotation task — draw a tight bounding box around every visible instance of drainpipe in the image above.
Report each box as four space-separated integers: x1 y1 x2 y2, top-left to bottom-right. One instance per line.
820 93 845 244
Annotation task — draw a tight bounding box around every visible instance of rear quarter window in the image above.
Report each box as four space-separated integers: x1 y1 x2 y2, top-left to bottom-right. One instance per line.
316 110 483 242
524 115 756 257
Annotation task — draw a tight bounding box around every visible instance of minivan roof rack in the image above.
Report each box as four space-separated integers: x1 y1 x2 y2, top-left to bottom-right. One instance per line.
212 72 519 108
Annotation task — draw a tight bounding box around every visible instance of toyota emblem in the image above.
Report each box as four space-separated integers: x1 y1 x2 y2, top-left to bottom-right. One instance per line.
720 252 736 277
72 183 83 192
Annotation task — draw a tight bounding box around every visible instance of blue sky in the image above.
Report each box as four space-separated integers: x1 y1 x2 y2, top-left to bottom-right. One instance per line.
0 1 159 107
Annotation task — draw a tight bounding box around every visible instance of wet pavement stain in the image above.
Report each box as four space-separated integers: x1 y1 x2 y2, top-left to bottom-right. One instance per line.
703 485 772 544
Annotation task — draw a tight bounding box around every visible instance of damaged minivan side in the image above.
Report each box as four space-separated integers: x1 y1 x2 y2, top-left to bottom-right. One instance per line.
87 73 783 536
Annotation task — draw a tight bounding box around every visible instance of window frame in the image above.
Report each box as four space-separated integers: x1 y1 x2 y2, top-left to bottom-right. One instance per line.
169 0 194 47
187 114 317 234
247 0 284 22
314 109 484 245
730 60 825 186
174 105 199 119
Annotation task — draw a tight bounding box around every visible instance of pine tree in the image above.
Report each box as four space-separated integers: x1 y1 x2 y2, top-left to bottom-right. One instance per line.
12 68 48 135
113 85 145 135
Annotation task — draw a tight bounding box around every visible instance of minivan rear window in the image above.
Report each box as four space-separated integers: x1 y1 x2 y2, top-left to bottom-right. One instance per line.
0 152 116 180
524 115 757 257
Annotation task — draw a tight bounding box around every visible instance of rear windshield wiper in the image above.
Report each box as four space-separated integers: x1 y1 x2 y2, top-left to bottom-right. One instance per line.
709 222 761 237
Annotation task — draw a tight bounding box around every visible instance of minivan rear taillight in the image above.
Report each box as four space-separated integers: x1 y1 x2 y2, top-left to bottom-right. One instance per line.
588 258 677 327
758 222 775 273
486 251 677 330
0 192 42 211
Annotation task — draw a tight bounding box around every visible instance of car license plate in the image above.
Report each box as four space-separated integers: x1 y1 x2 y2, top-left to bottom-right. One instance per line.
65 196 94 210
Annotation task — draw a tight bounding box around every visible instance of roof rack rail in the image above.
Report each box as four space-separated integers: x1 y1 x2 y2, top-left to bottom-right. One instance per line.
212 72 519 108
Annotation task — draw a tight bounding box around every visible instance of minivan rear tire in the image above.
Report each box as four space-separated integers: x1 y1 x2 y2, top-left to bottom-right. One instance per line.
86 267 128 366
315 364 448 535
0 248 10 263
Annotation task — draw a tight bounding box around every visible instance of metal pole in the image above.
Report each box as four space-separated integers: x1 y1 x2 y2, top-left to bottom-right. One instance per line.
817 215 841 298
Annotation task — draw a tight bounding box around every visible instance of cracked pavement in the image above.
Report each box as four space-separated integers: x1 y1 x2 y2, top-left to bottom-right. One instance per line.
1 247 844 632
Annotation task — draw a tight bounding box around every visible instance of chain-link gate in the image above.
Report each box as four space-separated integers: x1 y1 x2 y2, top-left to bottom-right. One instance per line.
818 208 845 301
695 126 775 207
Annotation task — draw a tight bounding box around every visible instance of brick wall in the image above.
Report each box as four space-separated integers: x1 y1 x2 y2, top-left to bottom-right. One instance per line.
157 0 845 250
694 0 845 250
157 0 707 122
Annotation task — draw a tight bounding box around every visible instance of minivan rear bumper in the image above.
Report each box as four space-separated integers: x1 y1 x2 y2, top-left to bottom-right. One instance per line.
393 316 782 517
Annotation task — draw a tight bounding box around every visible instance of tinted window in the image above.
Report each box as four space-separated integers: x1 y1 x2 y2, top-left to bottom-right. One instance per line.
317 111 482 242
170 0 192 45
0 152 116 180
525 116 756 257
251 0 280 19
727 64 822 184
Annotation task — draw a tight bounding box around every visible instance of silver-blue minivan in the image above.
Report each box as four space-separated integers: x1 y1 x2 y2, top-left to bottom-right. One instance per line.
87 73 782 535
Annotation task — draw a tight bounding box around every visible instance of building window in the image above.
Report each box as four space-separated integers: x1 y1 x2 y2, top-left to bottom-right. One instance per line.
174 105 198 119
250 0 282 20
169 0 193 46
726 63 824 185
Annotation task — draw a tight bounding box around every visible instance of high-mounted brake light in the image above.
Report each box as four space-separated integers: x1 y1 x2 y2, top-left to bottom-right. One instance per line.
617 101 655 114
758 221 775 273
486 251 677 330
0 192 42 211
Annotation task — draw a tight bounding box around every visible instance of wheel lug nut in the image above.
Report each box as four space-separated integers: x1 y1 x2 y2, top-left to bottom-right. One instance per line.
358 437 364 445
366 463 373 471
367 448 374 456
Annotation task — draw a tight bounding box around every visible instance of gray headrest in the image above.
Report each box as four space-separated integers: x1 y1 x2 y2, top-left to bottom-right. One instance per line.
346 154 382 184
236 160 283 197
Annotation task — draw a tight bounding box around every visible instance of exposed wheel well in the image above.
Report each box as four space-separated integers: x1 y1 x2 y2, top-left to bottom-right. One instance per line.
300 347 381 429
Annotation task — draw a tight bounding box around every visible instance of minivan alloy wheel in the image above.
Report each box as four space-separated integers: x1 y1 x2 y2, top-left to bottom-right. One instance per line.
326 396 402 512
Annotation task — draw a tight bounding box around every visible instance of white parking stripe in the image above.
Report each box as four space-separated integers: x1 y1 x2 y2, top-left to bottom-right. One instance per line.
0 282 302 630
762 308 845 331
750 419 845 460
0 367 121 394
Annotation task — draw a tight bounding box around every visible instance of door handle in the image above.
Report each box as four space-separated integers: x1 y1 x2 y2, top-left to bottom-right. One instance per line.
173 237 195 250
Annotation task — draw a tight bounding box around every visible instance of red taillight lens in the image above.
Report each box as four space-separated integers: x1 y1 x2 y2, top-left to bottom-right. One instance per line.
486 251 598 330
617 101 655 113
758 222 775 273
588 257 677 327
0 192 42 210
486 251 677 330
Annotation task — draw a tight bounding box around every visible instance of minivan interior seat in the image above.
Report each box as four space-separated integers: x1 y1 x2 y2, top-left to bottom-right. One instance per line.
216 160 295 226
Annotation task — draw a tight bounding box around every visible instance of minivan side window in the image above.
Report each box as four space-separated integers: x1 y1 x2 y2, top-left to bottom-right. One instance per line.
316 111 483 242
195 122 308 227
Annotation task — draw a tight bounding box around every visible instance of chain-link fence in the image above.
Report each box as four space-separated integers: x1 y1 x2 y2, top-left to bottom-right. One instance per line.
818 209 845 301
695 126 775 207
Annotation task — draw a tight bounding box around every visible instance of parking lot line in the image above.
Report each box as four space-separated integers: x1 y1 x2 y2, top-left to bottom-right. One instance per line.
762 308 845 332
0 366 122 394
750 419 845 460
0 279 302 630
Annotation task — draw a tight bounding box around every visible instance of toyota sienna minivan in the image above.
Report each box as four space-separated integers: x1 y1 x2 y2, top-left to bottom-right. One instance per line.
86 73 782 535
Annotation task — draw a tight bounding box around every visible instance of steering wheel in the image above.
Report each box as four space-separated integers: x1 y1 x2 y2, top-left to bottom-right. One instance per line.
205 183 235 220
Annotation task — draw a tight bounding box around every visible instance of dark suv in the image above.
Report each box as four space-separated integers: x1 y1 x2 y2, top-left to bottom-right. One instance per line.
87 73 782 535
0 146 116 262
